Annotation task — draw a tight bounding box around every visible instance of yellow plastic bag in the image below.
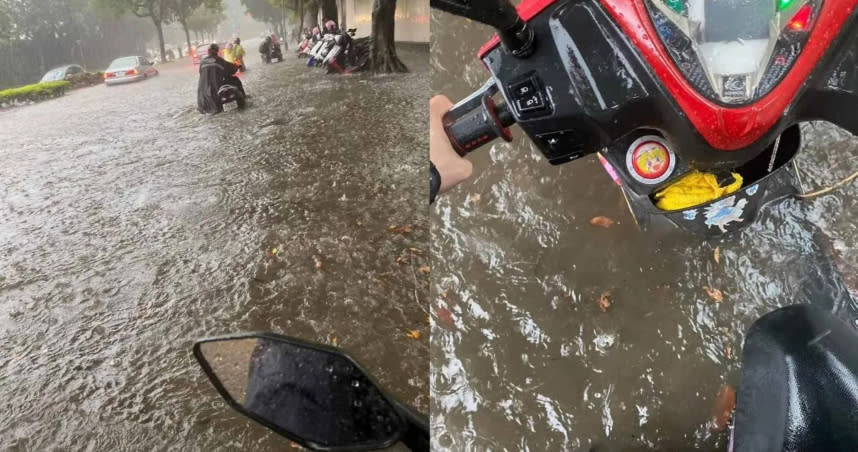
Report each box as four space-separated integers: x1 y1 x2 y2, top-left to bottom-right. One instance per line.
654 171 743 211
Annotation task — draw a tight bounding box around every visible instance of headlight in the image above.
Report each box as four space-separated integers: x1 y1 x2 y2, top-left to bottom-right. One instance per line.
646 0 821 104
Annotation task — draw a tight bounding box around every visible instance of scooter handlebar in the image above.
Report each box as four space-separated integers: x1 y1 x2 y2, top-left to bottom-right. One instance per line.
443 81 516 156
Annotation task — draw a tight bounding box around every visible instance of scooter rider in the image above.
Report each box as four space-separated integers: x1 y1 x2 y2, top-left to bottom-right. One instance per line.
197 43 246 114
259 36 272 62
232 37 246 71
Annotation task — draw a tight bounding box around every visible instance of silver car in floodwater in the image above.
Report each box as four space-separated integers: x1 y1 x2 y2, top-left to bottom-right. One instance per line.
104 56 158 86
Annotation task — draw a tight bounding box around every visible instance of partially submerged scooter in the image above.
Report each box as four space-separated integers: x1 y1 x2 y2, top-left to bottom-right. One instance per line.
194 333 429 452
217 83 246 112
433 0 858 236
323 28 359 74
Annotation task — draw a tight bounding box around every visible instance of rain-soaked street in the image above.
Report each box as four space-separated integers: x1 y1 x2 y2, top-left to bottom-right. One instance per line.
0 44 428 451
430 13 858 452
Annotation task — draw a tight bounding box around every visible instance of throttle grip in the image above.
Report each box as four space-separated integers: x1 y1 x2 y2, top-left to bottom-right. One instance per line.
443 84 515 156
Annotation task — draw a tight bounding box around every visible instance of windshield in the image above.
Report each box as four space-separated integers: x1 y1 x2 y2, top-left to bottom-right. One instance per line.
41 69 66 82
108 57 139 69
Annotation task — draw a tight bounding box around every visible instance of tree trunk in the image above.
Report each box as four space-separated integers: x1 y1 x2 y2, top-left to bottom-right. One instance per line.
153 18 166 62
299 0 304 36
319 0 337 24
179 17 192 57
365 0 406 73
304 2 319 30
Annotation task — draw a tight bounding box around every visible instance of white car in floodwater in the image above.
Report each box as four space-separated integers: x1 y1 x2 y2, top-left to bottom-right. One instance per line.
104 56 159 86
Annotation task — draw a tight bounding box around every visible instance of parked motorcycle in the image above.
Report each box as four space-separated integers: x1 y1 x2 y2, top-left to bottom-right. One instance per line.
308 33 337 67
194 333 429 451
322 28 359 73
433 0 858 236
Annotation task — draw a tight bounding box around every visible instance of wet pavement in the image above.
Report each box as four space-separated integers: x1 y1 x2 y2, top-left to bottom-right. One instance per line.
430 12 858 452
0 44 428 451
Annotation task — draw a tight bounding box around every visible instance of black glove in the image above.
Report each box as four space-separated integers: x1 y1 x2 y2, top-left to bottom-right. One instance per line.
430 162 441 204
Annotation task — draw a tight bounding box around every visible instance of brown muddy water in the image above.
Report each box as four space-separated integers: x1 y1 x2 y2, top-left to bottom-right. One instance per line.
0 44 428 451
430 12 858 452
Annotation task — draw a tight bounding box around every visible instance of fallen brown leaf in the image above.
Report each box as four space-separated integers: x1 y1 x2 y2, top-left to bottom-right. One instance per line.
470 193 481 204
356 220 363 226
419 265 430 275
396 256 406 264
331 335 338 346
315 260 323 269
714 246 721 264
440 289 449 299
703 286 724 303
710 385 736 432
389 225 413 234
435 307 455 329
408 247 422 255
406 330 421 340
598 291 612 312
590 216 615 228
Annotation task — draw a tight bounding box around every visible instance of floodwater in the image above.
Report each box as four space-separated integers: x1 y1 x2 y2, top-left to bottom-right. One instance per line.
0 44 428 451
430 12 858 452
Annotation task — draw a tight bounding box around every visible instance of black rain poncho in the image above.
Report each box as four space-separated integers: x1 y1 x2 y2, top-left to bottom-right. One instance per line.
197 55 240 114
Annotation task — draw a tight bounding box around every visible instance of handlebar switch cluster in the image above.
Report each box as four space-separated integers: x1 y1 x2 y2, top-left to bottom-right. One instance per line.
508 75 549 117
535 129 586 164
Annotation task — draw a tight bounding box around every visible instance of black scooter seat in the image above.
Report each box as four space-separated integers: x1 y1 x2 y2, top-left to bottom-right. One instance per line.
734 304 858 452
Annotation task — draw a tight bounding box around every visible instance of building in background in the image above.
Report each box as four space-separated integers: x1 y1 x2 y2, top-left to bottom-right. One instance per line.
341 0 428 42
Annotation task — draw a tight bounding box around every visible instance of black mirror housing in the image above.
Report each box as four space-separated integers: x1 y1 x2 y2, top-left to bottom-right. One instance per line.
193 333 408 451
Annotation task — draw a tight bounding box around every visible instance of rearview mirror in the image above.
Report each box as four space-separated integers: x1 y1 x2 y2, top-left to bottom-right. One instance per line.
193 334 407 451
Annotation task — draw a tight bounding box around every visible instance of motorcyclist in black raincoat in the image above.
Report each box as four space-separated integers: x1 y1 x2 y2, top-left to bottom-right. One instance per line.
197 43 246 114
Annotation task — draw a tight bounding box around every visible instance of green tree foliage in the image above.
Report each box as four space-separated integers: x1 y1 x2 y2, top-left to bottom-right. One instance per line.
186 3 226 42
174 0 223 53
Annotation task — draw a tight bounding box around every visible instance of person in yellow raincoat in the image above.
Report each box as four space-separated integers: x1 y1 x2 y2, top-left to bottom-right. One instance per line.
232 38 246 72
223 42 235 64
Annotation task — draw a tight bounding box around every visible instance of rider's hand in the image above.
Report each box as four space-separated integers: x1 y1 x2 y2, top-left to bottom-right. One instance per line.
430 95 473 195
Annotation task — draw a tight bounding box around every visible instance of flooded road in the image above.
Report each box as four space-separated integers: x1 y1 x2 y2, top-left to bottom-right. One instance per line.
0 45 428 451
430 13 858 452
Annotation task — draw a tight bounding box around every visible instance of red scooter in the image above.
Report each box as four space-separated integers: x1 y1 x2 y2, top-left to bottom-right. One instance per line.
434 0 858 236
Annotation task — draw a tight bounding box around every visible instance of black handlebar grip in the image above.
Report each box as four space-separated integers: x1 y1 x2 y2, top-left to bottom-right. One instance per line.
444 96 513 156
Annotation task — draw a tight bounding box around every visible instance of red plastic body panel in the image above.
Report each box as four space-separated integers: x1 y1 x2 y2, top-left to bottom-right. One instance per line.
478 0 858 151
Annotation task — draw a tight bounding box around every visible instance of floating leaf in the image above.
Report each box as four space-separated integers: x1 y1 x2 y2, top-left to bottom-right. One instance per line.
590 216 615 228
419 265 430 275
598 291 612 312
406 330 421 340
435 307 455 329
714 246 721 264
703 286 724 303
711 385 736 432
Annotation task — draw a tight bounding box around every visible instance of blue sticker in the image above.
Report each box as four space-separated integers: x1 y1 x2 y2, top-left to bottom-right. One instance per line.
746 184 759 196
704 196 748 233
683 210 698 221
